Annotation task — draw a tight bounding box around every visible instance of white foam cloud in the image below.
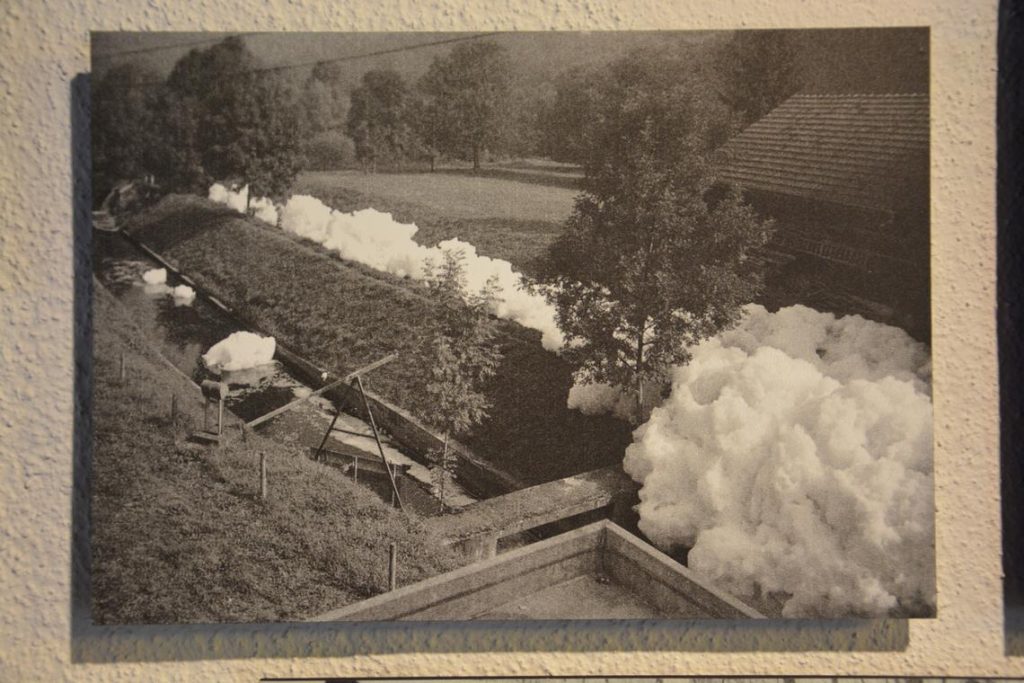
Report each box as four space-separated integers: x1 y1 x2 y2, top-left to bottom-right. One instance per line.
619 304 934 617
278 194 565 350
208 184 278 225
202 331 277 373
208 186 564 349
141 267 166 285
171 284 196 304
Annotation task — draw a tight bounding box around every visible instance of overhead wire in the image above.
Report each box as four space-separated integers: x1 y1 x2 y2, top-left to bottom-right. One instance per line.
92 32 261 59
98 32 501 90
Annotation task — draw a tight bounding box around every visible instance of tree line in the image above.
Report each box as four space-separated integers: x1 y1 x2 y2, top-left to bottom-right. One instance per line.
93 32 801 204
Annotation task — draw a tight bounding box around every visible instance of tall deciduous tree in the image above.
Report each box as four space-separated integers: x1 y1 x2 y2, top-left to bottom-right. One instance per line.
237 74 305 202
417 250 501 511
539 45 731 166
91 63 163 202
536 64 603 164
345 69 411 172
405 93 442 171
716 30 802 128
418 41 512 171
300 60 353 170
160 36 303 200
303 60 348 134
535 49 773 423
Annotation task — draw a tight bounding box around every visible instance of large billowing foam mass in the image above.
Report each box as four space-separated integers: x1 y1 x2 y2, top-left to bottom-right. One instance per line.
621 304 934 617
279 194 565 350
202 331 277 373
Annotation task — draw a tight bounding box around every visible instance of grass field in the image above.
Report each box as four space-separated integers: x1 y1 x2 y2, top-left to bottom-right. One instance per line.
91 281 459 623
297 170 578 222
125 195 632 490
292 169 580 272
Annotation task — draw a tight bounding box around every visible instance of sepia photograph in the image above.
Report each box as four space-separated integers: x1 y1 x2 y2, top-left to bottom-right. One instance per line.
89 28 933 623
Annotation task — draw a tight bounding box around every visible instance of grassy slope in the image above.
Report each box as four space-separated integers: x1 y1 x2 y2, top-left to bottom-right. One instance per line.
91 282 459 624
125 195 632 488
292 171 577 273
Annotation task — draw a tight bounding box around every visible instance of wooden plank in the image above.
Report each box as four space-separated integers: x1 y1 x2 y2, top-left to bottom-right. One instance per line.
355 374 404 511
245 353 397 429
311 522 606 621
604 524 765 619
435 465 634 544
308 446 409 477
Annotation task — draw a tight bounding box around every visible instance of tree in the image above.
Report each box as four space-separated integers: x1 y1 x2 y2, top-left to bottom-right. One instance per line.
237 74 305 202
536 64 603 164
535 50 773 423
345 69 411 172
158 36 303 202
539 44 732 166
417 41 512 171
405 93 442 171
300 60 353 170
91 63 163 203
417 250 501 511
303 60 348 134
150 86 207 193
716 30 802 128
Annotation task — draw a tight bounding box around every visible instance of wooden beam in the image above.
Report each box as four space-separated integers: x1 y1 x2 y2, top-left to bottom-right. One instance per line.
245 353 397 429
435 465 635 546
355 374 405 512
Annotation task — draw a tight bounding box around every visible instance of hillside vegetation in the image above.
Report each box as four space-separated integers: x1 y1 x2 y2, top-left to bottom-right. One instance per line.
124 195 632 488
91 281 459 623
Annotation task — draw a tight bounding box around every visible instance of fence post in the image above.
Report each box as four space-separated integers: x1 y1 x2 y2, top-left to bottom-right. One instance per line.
119 352 126 383
388 542 397 591
259 452 267 501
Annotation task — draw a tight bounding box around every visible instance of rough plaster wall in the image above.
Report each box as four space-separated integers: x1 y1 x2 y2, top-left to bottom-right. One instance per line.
0 0 1008 680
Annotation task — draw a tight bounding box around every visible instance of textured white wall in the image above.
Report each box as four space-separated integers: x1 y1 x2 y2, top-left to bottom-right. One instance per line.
0 0 1009 680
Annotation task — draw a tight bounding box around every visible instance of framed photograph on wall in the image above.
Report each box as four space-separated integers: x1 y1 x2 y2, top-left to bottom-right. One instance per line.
88 27 936 625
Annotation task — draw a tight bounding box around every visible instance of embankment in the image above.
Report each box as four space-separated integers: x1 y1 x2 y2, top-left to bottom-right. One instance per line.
123 195 632 490
91 280 459 624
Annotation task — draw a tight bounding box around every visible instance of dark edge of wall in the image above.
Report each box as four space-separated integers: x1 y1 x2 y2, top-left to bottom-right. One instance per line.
1001 0 1024 656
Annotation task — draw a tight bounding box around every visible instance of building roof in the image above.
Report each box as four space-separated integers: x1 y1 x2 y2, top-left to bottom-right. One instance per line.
715 93 928 212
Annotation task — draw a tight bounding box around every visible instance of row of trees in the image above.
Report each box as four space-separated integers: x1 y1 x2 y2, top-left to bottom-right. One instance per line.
342 31 802 173
344 41 513 173
94 32 801 202
93 37 521 202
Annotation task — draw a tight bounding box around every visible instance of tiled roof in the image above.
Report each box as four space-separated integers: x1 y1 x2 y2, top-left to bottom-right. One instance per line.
715 94 928 211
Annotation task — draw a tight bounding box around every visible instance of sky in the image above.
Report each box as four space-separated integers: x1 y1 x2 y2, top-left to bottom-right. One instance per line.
91 29 929 95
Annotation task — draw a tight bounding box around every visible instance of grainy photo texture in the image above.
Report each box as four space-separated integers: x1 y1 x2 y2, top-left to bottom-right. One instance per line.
89 29 933 623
